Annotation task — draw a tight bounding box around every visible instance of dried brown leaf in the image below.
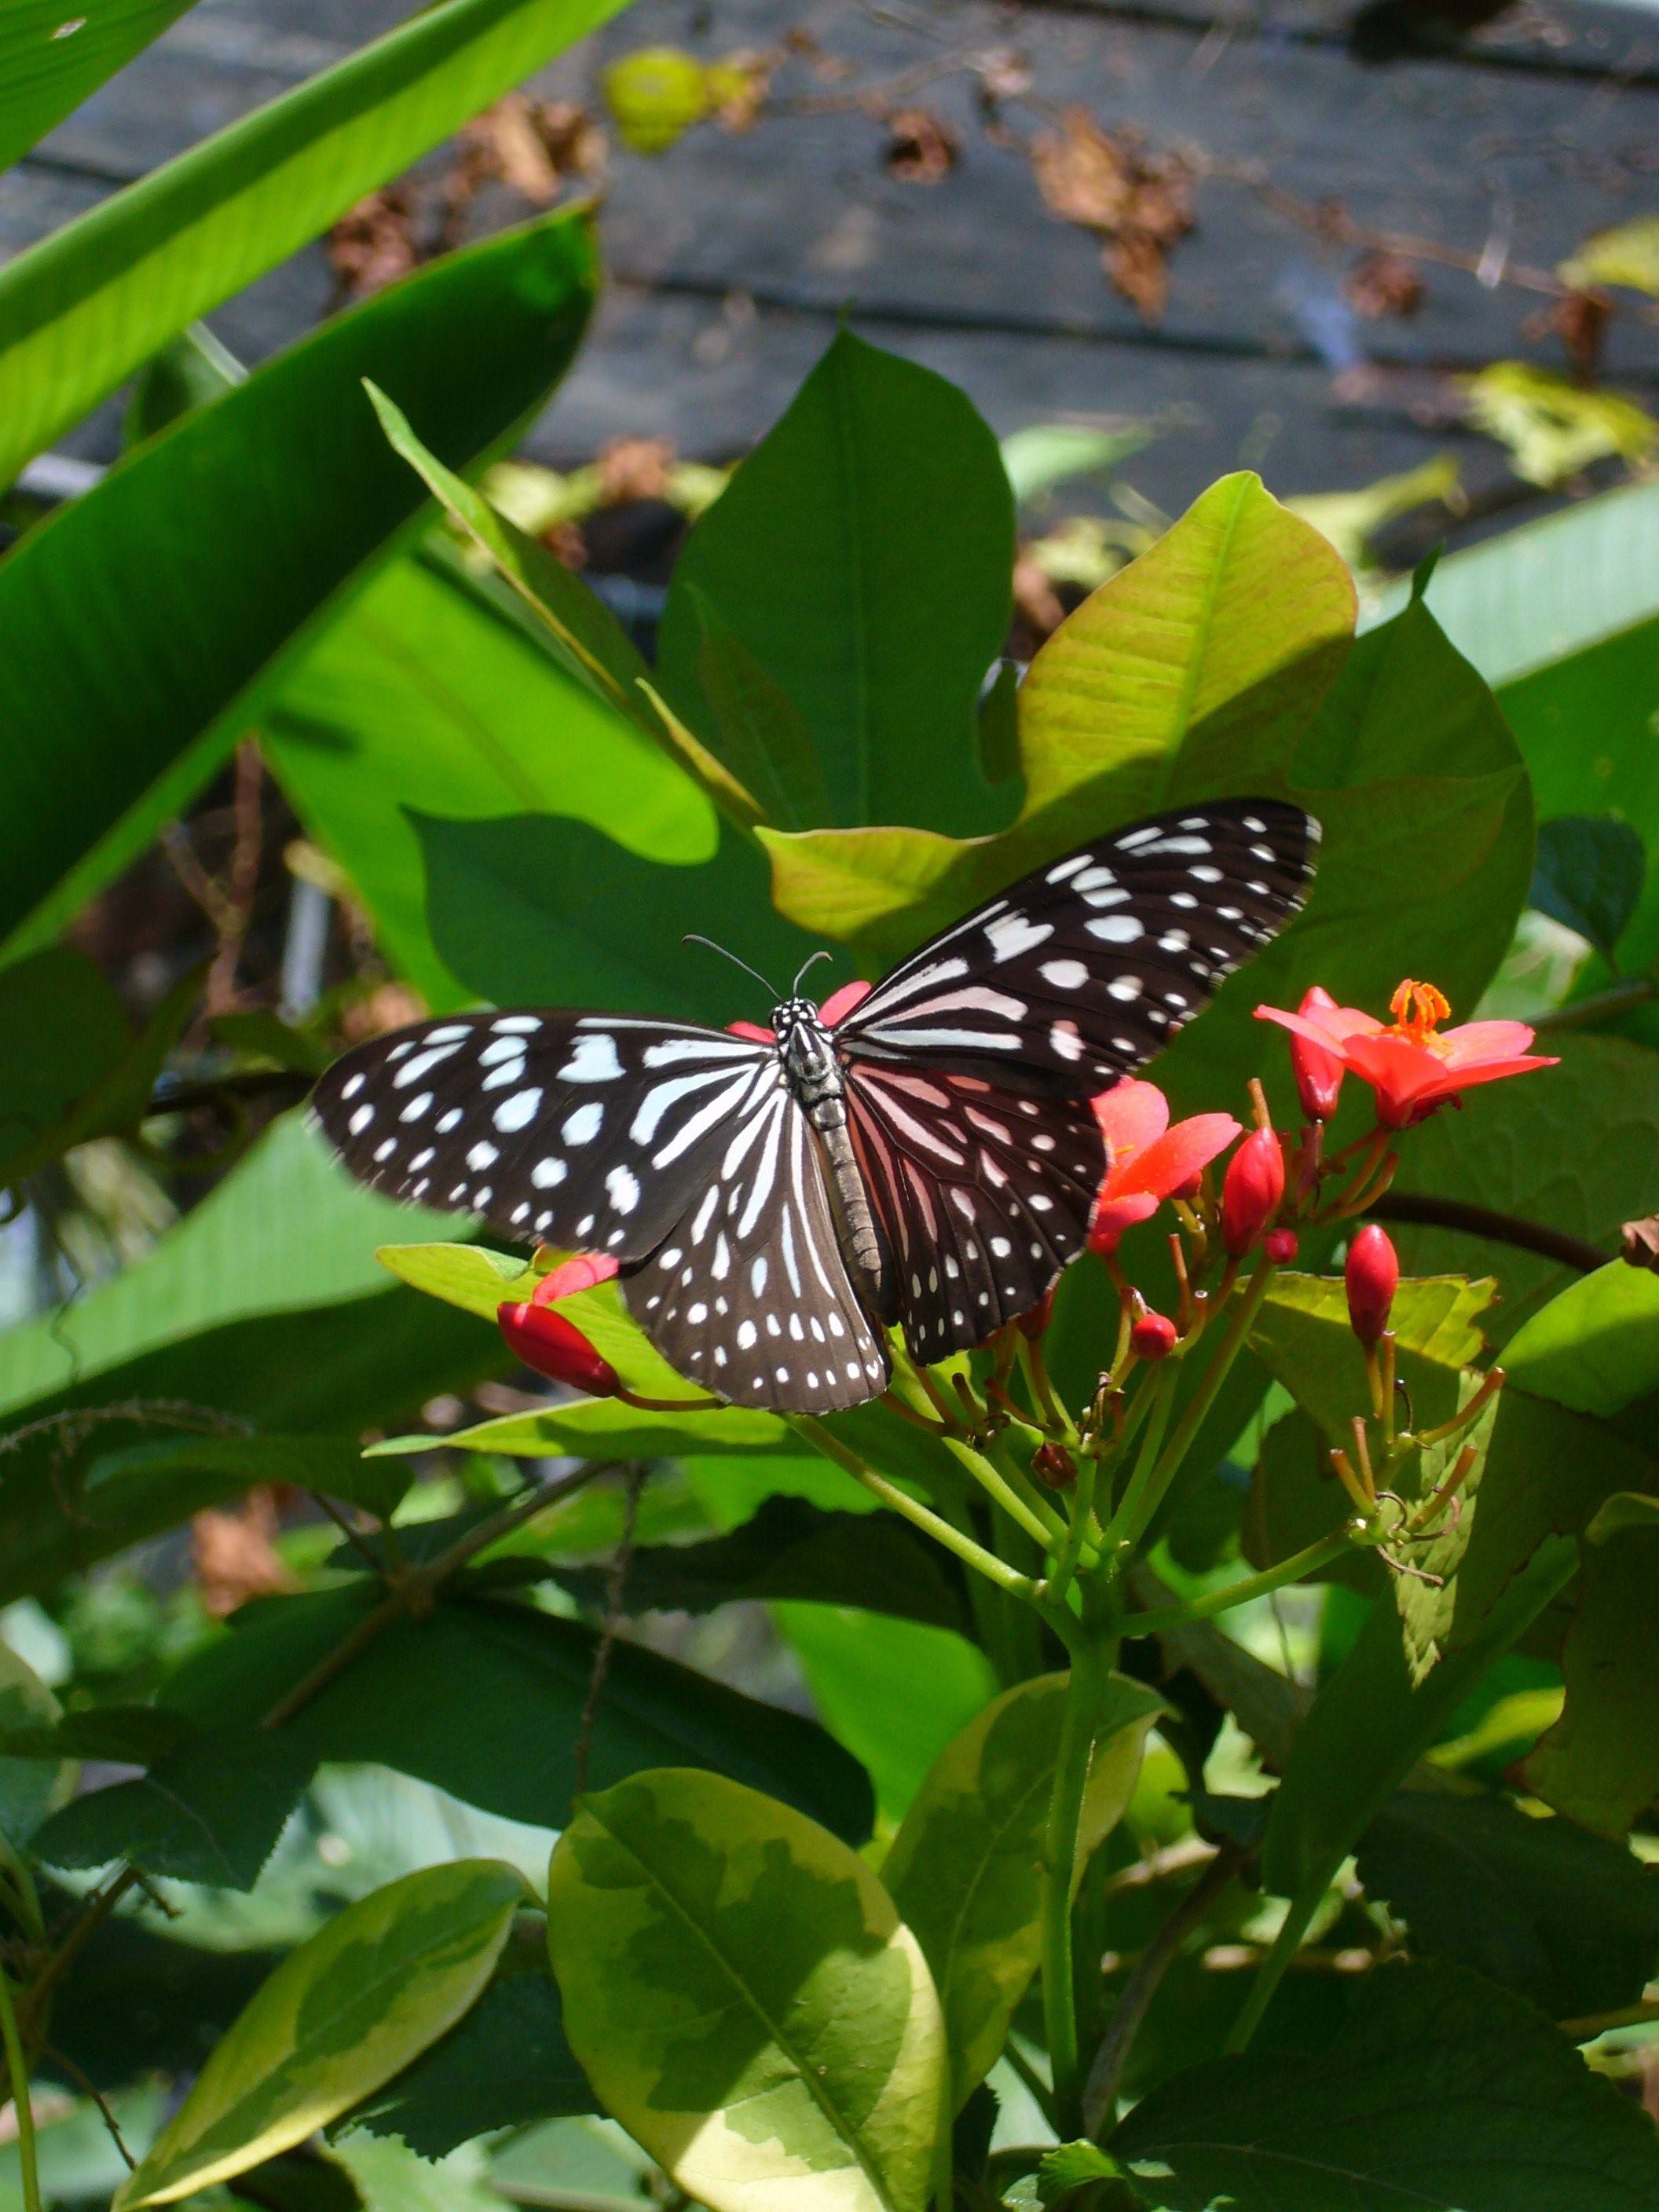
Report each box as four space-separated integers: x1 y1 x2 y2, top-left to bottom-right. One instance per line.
326 186 421 299
1030 108 1193 322
1346 249 1426 320
885 106 959 185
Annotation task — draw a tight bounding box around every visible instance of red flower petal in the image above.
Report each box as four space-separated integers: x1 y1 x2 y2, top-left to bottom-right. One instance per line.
819 980 872 1027
1091 1077 1170 1159
1129 1112 1240 1199
727 1020 776 1043
532 1252 621 1306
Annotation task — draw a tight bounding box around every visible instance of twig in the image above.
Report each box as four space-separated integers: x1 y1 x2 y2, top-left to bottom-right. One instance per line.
1082 1848 1241 2133
1365 1194 1606 1275
39 2047 134 2170
573 1466 646 1800
307 1490 391 1577
0 1972 40 2212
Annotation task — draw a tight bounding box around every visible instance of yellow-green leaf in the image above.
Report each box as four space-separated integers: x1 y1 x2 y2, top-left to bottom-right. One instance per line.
547 1769 946 2212
116 1860 524 2207
883 1672 1163 2107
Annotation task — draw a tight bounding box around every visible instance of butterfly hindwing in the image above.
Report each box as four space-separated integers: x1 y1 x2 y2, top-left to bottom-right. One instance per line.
837 799 1317 1090
844 1063 1104 1364
628 1067 891 1413
310 1013 775 1261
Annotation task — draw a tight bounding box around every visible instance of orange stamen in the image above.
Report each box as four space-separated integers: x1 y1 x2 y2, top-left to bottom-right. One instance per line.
1386 979 1452 1049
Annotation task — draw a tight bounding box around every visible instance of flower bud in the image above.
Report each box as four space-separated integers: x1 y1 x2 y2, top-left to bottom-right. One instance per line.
1344 1225 1398 1348
497 1301 621 1397
1264 1228 1299 1265
1287 985 1346 1122
1220 1126 1285 1257
1031 1440 1077 1489
1130 1310 1178 1361
1018 1284 1056 1341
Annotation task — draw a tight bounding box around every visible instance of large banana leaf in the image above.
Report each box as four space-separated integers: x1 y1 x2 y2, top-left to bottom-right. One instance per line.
0 2 199 173
0 0 628 489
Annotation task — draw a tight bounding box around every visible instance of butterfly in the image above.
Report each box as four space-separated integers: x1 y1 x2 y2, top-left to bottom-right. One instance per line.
313 799 1317 1415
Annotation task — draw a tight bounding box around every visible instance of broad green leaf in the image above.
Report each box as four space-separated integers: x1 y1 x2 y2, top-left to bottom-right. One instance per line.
87 1434 411 1527
1529 815 1645 961
163 1585 874 1844
884 1672 1164 2107
761 472 1353 960
115 1860 524 2207
349 1966 596 2156
1356 1785 1659 2019
1588 1491 1659 1540
1386 1035 1659 1342
266 547 715 1012
123 320 246 446
0 0 628 490
0 1119 505 1599
1114 1962 1659 2210
371 1397 805 1463
659 331 1016 837
685 586 835 832
35 1730 314 1892
0 2 197 173
547 1768 947 2212
1247 1271 1495 1441
1501 1263 1659 1418
0 211 599 957
0 1635 64 1848
538 1496 970 1634
1525 1522 1659 1837
1261 1535 1577 1909
325 2130 495 2212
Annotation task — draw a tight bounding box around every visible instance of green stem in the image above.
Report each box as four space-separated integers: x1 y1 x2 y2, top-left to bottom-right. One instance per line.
1112 1260 1276 1566
795 1419 1043 1603
1117 1526 1361 1639
1042 1623 1116 2137
1094 1365 1178 1569
942 1435 1067 1554
1043 1453 1100 1611
0 1971 41 2212
1534 972 1658 1033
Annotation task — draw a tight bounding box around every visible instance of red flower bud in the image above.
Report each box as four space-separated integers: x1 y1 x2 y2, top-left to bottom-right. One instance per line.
1031 1440 1077 1489
497 1301 620 1397
1287 985 1346 1122
1130 1310 1178 1361
1264 1228 1299 1265
1220 1126 1285 1257
1345 1224 1398 1348
1018 1284 1057 1341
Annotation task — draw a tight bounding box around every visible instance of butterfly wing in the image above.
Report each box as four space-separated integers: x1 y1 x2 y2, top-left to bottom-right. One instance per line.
844 1063 1104 1365
310 1013 776 1261
836 799 1318 1090
629 1061 891 1412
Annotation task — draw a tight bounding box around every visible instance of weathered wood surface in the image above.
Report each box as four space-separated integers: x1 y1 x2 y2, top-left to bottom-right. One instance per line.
4 0 1657 527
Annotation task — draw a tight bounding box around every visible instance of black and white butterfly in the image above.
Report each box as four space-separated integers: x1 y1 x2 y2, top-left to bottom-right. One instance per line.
313 800 1317 1414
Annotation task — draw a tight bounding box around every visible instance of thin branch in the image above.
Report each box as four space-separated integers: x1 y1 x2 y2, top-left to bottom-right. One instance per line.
39 2048 134 2170
1365 1193 1606 1275
573 1466 646 1801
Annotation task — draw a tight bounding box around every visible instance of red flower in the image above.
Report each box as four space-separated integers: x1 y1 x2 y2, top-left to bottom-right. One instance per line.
1256 980 1557 1130
1286 985 1346 1123
498 1300 621 1397
1088 1080 1240 1252
1345 1224 1398 1347
1221 1124 1285 1257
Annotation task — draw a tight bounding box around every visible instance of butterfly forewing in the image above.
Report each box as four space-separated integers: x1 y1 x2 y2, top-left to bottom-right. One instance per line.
311 1013 774 1259
845 1064 1104 1364
836 800 1317 1090
631 1070 891 1412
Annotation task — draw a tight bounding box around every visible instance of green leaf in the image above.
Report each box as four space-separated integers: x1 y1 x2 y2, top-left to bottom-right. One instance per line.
1560 215 1659 296
0 1119 506 1600
87 1434 412 1527
884 1672 1163 2107
123 320 246 447
546 1768 947 2212
266 545 715 1013
1464 363 1657 489
115 1860 524 2207
1588 1491 1659 1540
371 1397 805 1465
538 1495 970 1633
1502 1262 1659 1419
162 1586 875 1844
761 471 1353 961
684 585 836 832
34 1729 315 1892
0 2 197 173
0 210 598 957
1525 1522 1659 1837
0 1635 65 1850
1036 2142 1136 2210
1386 1036 1659 1344
1529 816 1646 961
348 1965 595 2157
658 331 1016 837
0 0 628 491
1248 1271 1495 1442
1114 1962 1659 2210
1356 1785 1659 2019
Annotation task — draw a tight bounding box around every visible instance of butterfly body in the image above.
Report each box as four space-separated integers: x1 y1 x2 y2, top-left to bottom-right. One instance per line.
313 800 1318 1415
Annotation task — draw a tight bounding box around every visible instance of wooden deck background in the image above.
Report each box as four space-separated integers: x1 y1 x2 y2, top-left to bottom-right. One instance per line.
5 0 1657 536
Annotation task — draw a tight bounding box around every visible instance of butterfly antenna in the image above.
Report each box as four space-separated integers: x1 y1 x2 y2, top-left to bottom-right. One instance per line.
791 949 833 997
682 934 781 1001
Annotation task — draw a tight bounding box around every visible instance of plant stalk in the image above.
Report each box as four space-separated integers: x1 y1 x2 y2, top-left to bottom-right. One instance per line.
1116 1526 1361 1639
0 1970 41 2212
1042 1621 1116 2137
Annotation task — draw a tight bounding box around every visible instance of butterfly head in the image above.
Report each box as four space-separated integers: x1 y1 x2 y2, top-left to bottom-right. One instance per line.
773 997 840 1101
